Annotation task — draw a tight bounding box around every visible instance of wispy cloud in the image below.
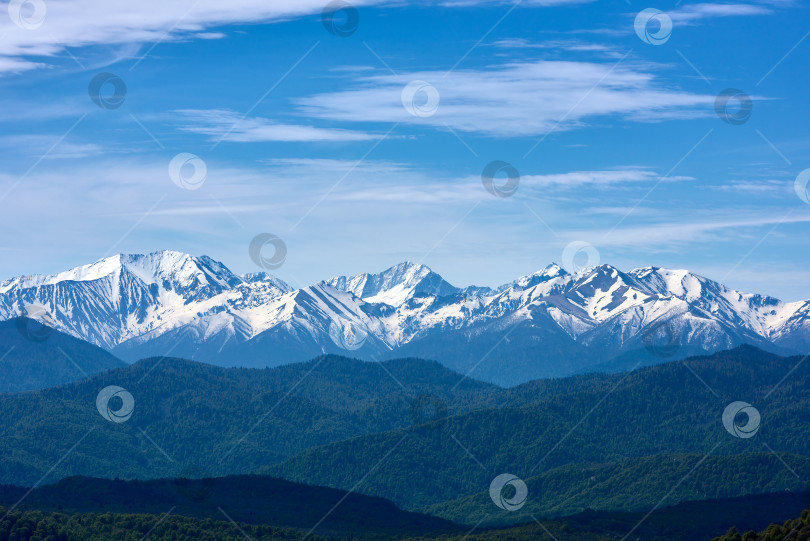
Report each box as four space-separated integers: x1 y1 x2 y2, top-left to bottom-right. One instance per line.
712 179 795 195
0 0 591 74
584 212 810 249
492 38 620 55
0 135 103 159
176 109 378 143
441 0 593 6
521 169 694 189
669 2 774 24
694 263 810 302
298 60 716 137
0 157 806 299
0 0 351 72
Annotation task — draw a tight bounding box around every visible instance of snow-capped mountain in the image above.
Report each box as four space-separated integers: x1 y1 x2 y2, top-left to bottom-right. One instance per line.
1 250 807 385
322 260 462 305
0 252 290 352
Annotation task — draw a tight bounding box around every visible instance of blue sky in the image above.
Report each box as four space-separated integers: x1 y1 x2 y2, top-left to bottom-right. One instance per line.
0 0 809 300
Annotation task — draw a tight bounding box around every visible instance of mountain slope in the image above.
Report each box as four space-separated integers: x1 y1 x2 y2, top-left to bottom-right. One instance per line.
0 508 328 541
2 487 808 541
267 347 810 518
323 261 463 305
290 261 809 384
0 354 495 486
1 347 809 528
111 283 394 367
425 452 810 526
0 319 125 393
0 474 459 537
713 509 810 541
1 251 808 384
0 251 293 363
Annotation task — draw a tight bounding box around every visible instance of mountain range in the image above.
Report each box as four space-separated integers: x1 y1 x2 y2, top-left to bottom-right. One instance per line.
265 346 810 523
0 353 494 487
2 345 808 528
3 481 809 541
1 250 808 385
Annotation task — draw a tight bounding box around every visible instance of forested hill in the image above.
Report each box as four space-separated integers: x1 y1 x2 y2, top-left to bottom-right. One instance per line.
268 346 810 523
2 490 809 541
0 352 496 486
713 509 810 541
2 345 808 530
0 474 458 536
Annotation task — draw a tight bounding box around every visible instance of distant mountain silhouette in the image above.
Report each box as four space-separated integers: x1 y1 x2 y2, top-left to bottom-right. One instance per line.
0 474 458 537
0 318 124 393
1 486 808 540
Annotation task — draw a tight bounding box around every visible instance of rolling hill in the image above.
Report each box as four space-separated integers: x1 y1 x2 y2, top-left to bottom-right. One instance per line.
0 353 494 487
266 347 810 521
2 346 808 529
2 489 809 541
0 474 458 537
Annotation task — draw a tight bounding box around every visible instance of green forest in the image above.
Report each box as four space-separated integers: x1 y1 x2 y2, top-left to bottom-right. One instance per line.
4 498 810 541
1 346 809 529
268 347 810 522
0 507 326 541
713 510 810 541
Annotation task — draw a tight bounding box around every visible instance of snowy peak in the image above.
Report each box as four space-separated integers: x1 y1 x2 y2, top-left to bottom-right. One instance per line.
539 262 567 278
555 264 653 323
0 255 809 378
323 261 459 306
628 266 706 301
0 251 273 350
242 271 292 292
512 263 568 289
0 254 120 292
115 251 244 291
0 250 242 293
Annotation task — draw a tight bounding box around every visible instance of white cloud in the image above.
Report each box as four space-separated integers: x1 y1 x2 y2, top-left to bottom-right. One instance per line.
0 57 45 73
712 179 795 195
669 2 773 24
298 60 716 137
492 38 617 54
0 134 103 159
0 0 347 71
0 0 590 74
0 157 806 298
254 161 683 202
521 169 694 189
0 100 82 122
580 212 810 249
261 158 414 175
692 264 810 302
441 0 593 6
176 109 378 143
